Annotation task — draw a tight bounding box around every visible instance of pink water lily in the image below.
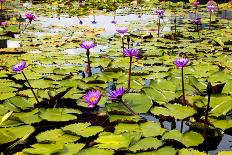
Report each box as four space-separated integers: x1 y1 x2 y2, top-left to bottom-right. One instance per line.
25 13 36 23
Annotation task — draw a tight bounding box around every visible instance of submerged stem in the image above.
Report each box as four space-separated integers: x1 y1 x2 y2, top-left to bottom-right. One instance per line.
181 68 186 105
128 56 132 89
22 71 39 104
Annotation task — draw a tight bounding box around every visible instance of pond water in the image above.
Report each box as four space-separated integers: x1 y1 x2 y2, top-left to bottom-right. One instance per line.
1 1 232 155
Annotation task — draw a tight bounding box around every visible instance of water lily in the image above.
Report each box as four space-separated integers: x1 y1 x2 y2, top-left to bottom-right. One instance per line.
155 9 164 18
80 41 95 76
111 20 117 24
207 5 216 12
116 27 128 37
25 13 36 24
92 15 97 24
12 62 39 104
174 58 189 69
193 18 201 25
124 48 140 89
84 90 101 108
12 61 26 72
207 5 216 30
174 57 190 106
156 9 164 37
123 48 139 59
116 27 128 53
193 18 201 39
109 87 125 100
80 41 95 50
1 21 7 27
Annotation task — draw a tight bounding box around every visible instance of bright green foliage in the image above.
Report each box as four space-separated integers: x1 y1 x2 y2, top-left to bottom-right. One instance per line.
109 114 142 123
13 109 41 124
151 104 196 119
0 125 34 145
210 119 232 131
62 123 104 137
178 149 208 155
78 148 114 155
39 108 80 122
217 151 232 155
36 129 80 143
127 146 177 155
94 134 131 150
129 137 163 153
209 100 232 117
3 96 34 111
162 130 204 147
140 121 166 137
122 93 153 113
143 87 175 104
23 143 64 154
56 143 85 155
114 123 141 134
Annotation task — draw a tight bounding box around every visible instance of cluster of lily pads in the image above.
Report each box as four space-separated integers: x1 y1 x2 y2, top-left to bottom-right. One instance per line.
0 0 232 155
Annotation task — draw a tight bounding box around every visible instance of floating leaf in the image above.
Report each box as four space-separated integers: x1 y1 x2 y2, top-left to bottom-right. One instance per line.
62 123 104 137
129 137 163 153
23 143 64 155
140 121 166 137
39 108 80 122
95 134 131 150
78 148 114 155
57 143 85 155
150 104 196 120
114 123 141 134
178 148 208 155
122 93 153 113
162 130 204 147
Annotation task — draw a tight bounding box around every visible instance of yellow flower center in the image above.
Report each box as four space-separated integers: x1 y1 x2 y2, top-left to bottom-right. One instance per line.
89 96 97 102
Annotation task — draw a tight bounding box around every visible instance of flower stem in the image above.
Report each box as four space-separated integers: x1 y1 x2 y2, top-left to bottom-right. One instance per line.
209 12 211 30
158 17 160 38
22 71 39 104
21 22 30 34
121 100 137 115
181 68 186 105
205 82 212 123
86 49 92 77
197 24 200 39
128 56 132 89
121 36 124 53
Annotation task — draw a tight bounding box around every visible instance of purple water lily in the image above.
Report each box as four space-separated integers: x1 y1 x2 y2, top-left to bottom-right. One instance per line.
207 5 216 12
80 41 95 50
116 27 128 37
111 20 117 24
12 61 39 104
193 18 201 25
84 90 101 108
12 61 27 72
123 48 139 59
0 0 5 2
156 9 164 18
109 87 126 100
25 13 36 24
174 58 189 69
1 21 7 27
